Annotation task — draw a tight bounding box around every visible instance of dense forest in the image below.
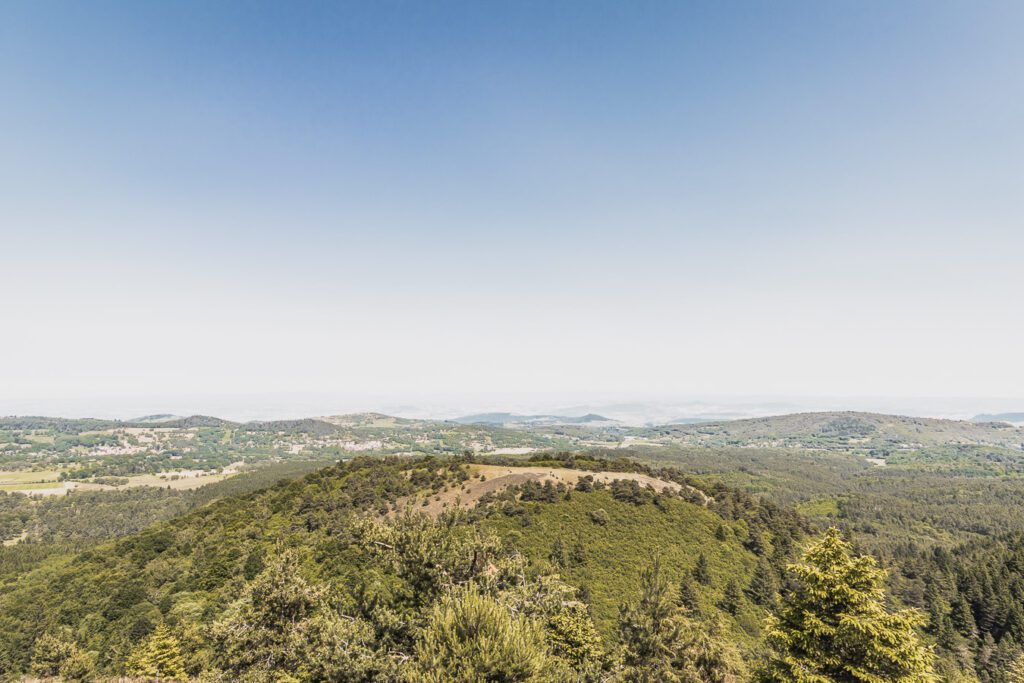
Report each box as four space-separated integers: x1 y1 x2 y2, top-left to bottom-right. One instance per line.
3 412 1024 681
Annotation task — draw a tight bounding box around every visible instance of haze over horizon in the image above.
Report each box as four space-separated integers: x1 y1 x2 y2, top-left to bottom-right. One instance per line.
2 391 1023 426
4 1 1023 406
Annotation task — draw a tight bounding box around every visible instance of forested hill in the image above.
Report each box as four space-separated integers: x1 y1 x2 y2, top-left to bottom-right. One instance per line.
0 454 807 681
637 410 1024 451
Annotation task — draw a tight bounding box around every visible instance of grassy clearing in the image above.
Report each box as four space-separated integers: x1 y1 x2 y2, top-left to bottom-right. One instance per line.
795 497 840 519
0 481 67 492
0 469 61 485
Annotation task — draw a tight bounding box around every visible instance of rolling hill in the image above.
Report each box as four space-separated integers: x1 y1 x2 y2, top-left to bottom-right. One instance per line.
637 411 1024 451
0 455 796 679
451 412 618 427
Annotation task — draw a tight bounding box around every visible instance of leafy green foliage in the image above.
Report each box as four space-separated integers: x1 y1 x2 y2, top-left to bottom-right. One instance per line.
127 624 188 680
409 585 565 682
210 550 382 681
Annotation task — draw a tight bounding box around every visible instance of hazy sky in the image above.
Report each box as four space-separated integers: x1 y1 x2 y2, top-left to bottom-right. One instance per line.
2 1 1023 410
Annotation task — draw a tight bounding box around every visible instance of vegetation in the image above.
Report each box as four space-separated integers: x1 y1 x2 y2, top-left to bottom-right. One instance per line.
760 528 936 682
2 410 1024 680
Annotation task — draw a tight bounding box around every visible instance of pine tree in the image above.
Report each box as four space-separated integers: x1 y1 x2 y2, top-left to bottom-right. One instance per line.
550 536 568 568
678 576 701 614
693 553 712 586
569 535 587 567
619 557 686 682
546 602 604 671
760 528 937 682
126 624 188 681
1008 653 1024 683
951 594 978 638
747 557 779 609
618 557 744 682
720 579 743 616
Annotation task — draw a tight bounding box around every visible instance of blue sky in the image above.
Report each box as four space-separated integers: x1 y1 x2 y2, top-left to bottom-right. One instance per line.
2 1 1023 410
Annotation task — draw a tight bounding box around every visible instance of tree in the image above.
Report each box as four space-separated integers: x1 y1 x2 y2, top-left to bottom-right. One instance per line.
126 624 188 681
408 584 564 682
719 580 743 616
693 553 712 586
747 557 779 608
760 528 937 682
950 594 978 639
619 557 687 682
569 535 587 567
211 550 382 681
618 557 743 682
550 536 568 568
546 603 604 673
678 577 701 614
30 631 96 682
1008 653 1024 683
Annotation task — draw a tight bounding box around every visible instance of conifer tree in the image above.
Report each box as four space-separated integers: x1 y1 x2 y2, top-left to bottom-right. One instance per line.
1008 653 1024 683
126 624 187 681
678 576 701 614
619 557 743 682
760 528 937 683
546 602 604 672
693 553 712 586
748 556 780 608
550 536 568 568
720 579 744 616
619 557 687 682
951 594 978 639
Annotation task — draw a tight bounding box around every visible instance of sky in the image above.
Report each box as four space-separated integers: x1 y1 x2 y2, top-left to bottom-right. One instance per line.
2 1 1023 418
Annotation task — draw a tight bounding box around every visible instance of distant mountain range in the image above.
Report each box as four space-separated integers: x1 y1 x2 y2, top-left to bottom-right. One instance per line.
450 412 617 427
131 414 183 423
972 412 1024 425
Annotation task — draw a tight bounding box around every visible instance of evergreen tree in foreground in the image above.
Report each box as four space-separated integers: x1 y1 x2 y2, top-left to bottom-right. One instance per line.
760 527 937 683
126 624 187 681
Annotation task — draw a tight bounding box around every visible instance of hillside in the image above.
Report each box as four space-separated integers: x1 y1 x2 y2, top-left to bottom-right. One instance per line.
0 455 799 680
637 411 1024 452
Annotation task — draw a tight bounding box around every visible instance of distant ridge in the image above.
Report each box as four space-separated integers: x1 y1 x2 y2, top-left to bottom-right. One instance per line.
451 412 616 427
639 410 1024 451
972 412 1024 425
130 414 182 423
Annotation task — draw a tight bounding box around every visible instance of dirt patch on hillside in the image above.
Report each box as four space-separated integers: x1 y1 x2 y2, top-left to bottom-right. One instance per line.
396 464 707 518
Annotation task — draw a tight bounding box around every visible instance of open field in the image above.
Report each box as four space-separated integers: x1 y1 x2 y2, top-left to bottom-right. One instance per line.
0 469 63 493
0 469 61 484
74 472 230 492
0 468 230 495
